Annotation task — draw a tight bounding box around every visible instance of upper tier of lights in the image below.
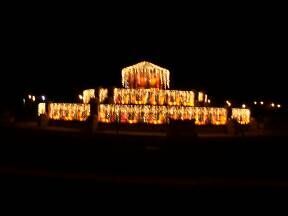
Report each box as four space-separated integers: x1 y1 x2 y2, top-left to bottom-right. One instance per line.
121 61 170 89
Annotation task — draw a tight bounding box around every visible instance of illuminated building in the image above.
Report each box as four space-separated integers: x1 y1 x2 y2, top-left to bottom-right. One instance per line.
39 61 250 125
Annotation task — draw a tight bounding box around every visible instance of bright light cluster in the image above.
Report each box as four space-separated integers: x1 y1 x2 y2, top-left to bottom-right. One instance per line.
113 88 195 106
98 105 227 125
231 108 251 125
38 103 46 116
198 92 204 102
48 103 90 121
83 89 95 104
121 61 170 89
99 88 108 103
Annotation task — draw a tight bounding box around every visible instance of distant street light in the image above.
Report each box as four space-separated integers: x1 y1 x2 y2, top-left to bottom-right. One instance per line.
242 104 246 108
32 96 36 102
254 101 257 105
78 94 83 100
41 95 46 101
28 95 32 100
271 103 275 108
260 101 264 105
277 104 281 108
207 99 211 104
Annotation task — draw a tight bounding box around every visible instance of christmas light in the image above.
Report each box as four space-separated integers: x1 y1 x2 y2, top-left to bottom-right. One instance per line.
99 88 108 103
83 89 95 104
48 103 90 121
98 105 227 125
198 92 204 102
113 88 195 106
231 108 250 125
38 103 46 116
121 61 170 89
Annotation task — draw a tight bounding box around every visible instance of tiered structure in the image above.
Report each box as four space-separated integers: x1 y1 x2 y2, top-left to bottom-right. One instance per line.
96 61 227 125
39 61 251 125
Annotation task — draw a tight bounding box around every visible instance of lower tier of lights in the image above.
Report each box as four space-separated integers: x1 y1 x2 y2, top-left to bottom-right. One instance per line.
98 104 228 125
47 103 90 121
39 103 250 125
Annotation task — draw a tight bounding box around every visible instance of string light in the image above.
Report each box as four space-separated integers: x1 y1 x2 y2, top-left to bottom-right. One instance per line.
99 88 108 103
121 61 170 89
232 108 250 125
113 88 195 106
38 103 46 116
98 104 228 125
198 92 204 102
83 89 95 104
48 103 90 121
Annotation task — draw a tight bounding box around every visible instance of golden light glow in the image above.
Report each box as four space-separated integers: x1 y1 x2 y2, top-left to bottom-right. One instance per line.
28 95 32 99
277 104 281 108
99 88 108 103
32 96 36 102
198 92 204 102
260 101 264 105
98 105 227 125
83 89 95 104
79 94 83 100
271 103 275 107
226 100 231 107
113 88 195 106
232 108 250 125
242 104 246 108
254 101 257 105
208 99 211 104
121 61 170 89
38 103 46 116
48 103 90 121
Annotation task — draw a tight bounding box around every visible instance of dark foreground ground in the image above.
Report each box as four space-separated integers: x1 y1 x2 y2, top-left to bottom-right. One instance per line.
1 125 288 199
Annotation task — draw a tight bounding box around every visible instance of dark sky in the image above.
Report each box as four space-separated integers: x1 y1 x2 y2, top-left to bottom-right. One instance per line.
2 5 287 107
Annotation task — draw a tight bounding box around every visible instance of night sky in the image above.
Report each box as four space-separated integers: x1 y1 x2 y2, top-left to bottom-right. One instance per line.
2 5 287 109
